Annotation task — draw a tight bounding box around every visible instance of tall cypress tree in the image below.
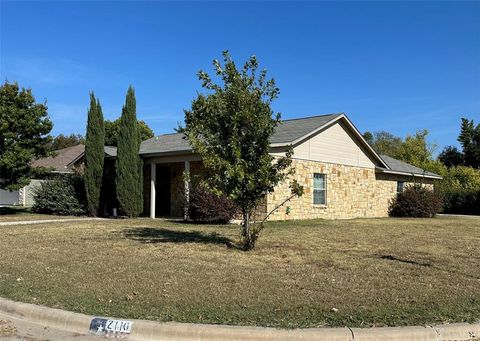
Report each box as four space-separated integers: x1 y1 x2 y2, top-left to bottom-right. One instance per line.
84 92 105 216
116 86 143 217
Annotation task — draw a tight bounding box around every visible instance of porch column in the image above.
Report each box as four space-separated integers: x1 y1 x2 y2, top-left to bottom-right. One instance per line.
150 163 156 219
184 160 190 220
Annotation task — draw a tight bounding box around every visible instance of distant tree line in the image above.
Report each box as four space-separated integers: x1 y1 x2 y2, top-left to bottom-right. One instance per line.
438 119 480 168
48 134 85 151
105 118 153 147
363 118 480 215
46 118 153 151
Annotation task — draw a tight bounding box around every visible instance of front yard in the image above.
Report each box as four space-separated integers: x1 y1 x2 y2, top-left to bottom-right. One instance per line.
0 217 479 328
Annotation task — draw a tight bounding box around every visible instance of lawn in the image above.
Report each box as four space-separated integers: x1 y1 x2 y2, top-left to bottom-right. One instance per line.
0 217 479 328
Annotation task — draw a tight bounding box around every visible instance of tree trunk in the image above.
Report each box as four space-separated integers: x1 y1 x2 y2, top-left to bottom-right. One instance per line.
241 209 257 251
243 209 250 237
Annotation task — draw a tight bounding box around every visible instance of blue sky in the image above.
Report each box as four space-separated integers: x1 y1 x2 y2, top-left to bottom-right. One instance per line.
1 1 479 152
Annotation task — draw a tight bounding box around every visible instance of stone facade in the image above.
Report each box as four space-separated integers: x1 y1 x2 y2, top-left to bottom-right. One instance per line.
264 159 435 221
143 158 436 220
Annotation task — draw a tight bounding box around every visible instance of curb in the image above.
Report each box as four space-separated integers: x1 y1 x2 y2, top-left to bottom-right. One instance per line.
0 297 479 340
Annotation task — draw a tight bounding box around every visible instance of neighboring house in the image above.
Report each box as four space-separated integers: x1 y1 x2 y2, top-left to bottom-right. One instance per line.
32 144 88 174
0 144 116 207
31 144 117 174
139 113 442 220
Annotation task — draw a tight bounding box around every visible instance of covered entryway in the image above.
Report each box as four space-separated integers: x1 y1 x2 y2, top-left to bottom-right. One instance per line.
145 157 203 219
155 165 171 216
148 162 187 218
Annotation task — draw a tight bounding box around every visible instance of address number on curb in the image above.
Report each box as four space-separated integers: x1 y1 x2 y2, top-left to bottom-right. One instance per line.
89 317 133 337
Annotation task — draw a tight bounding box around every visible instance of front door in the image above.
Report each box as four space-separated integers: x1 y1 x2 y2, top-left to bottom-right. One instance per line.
155 166 171 216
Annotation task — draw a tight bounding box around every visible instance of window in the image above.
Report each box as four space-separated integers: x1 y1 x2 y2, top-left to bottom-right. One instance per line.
313 173 326 205
397 181 404 193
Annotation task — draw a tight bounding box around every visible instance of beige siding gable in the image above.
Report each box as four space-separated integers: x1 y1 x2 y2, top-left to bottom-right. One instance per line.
292 121 377 168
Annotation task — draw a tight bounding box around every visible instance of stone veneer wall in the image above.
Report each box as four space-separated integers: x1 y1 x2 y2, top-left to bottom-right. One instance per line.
265 159 435 221
373 172 434 218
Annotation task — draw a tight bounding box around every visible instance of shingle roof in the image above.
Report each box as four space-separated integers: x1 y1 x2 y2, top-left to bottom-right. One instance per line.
32 144 118 172
140 133 192 155
270 113 342 144
32 144 85 172
139 113 342 155
379 154 442 179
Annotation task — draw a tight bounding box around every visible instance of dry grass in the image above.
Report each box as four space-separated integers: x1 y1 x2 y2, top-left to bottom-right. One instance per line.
0 216 479 328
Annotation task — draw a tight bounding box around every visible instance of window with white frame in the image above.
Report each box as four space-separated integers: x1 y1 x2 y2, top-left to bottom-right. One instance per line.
397 181 404 193
313 173 326 205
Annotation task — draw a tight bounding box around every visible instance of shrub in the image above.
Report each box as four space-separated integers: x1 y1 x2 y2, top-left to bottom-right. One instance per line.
441 188 480 215
389 185 442 218
32 175 86 216
435 166 480 215
188 185 238 223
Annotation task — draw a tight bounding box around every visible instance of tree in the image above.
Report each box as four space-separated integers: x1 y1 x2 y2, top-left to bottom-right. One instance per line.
458 118 480 168
116 86 143 217
0 81 53 190
180 51 303 250
439 146 464 168
362 131 374 145
84 92 105 216
104 118 153 146
363 131 403 157
365 129 438 171
396 129 436 167
48 133 85 151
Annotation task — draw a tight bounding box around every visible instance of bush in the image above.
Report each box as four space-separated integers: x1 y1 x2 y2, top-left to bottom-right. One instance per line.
32 175 86 216
435 166 480 215
441 189 480 215
188 185 238 223
389 185 442 218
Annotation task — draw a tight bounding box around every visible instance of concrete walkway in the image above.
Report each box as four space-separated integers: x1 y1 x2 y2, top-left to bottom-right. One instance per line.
0 217 105 226
0 297 479 341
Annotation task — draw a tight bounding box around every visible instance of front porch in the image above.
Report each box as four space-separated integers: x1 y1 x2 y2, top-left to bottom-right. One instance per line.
143 155 203 219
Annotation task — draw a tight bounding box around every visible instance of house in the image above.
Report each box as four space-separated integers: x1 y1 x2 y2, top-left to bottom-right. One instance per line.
31 144 118 174
0 144 116 206
139 113 442 220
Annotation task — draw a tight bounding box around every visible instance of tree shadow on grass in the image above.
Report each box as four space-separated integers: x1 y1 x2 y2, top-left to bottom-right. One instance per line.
376 253 480 280
164 219 239 227
379 254 432 267
122 227 234 246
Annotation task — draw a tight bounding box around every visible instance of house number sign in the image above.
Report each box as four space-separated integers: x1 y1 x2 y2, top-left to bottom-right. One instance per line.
89 317 133 337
